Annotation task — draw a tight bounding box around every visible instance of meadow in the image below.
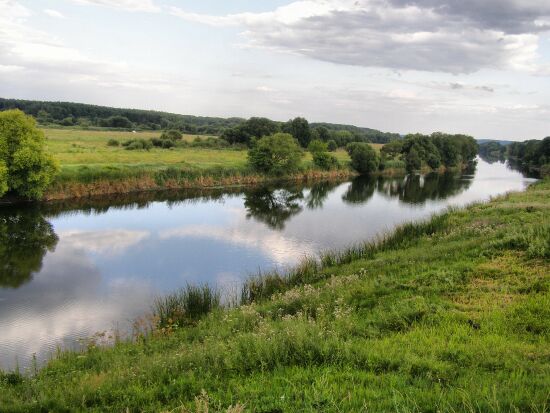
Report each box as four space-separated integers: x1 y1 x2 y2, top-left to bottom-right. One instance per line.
1 179 548 412
42 128 359 199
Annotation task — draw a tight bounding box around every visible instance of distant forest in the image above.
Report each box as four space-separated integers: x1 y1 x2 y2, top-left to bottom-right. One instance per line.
0 98 400 144
479 138 550 177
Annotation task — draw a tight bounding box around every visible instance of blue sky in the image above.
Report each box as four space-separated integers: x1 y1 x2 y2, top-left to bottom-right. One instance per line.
0 0 549 140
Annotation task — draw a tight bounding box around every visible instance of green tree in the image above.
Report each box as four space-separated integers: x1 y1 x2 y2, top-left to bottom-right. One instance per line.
309 139 338 170
284 117 311 148
405 146 422 173
248 133 303 175
161 130 183 141
0 110 59 199
327 140 338 152
347 143 380 174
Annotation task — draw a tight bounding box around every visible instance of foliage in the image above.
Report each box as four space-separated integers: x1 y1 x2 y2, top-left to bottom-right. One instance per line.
309 140 338 170
106 139 119 147
327 139 338 151
122 139 153 151
0 97 244 134
221 117 279 146
160 130 183 141
380 139 403 159
400 132 477 172
0 110 59 199
508 137 550 176
347 142 380 174
248 133 303 175
283 117 311 148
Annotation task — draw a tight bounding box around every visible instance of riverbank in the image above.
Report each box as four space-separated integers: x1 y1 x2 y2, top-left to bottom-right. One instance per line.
1 179 548 412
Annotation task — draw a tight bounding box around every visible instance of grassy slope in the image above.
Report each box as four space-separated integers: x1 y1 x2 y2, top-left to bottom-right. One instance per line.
2 183 548 412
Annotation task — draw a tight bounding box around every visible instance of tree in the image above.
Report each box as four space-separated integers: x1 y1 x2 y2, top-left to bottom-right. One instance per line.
380 140 403 159
327 140 338 152
284 117 311 148
248 133 303 175
161 130 183 141
309 139 338 170
405 146 422 173
347 143 380 174
0 110 59 199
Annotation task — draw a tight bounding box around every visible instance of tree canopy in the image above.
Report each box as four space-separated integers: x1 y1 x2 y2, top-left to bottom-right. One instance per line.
0 110 59 199
248 133 303 175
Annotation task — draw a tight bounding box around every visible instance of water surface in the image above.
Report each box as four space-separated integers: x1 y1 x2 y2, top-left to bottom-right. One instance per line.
0 159 534 370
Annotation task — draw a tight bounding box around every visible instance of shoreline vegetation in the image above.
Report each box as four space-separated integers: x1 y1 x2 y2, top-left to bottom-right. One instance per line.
1 179 548 412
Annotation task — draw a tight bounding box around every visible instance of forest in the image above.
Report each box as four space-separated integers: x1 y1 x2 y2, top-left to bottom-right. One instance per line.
0 98 400 144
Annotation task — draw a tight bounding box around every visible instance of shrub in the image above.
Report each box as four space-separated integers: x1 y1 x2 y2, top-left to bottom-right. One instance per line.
347 142 380 175
107 139 119 147
327 140 338 151
160 130 183 141
308 139 328 154
0 110 59 199
313 151 339 170
123 139 153 151
406 147 422 173
248 133 303 175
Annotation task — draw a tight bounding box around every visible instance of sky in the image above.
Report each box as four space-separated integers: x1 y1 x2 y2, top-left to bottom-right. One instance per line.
0 0 549 141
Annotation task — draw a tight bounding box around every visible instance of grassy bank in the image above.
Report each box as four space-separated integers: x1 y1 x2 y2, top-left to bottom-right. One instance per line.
1 180 549 412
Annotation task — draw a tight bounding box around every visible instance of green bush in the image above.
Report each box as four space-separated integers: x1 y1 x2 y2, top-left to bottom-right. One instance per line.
122 139 153 151
248 133 303 175
313 152 339 170
160 130 183 141
327 140 338 151
0 110 59 199
107 139 119 147
347 142 380 175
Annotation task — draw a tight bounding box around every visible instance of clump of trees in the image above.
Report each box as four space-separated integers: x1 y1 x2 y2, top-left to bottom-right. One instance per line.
248 133 303 175
0 110 59 199
222 117 279 146
400 133 478 173
346 142 380 175
308 140 339 171
508 137 550 176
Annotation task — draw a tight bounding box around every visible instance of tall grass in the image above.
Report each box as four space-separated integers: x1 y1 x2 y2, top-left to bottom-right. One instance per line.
240 211 452 305
153 284 221 328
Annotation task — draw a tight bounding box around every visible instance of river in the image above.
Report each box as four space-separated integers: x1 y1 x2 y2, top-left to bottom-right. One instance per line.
0 159 535 370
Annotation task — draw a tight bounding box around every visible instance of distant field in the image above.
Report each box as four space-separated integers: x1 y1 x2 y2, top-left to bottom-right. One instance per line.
43 128 353 171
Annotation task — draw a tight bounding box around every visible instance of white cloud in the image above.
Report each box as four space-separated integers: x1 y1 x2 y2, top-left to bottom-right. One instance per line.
59 230 150 256
69 0 160 13
171 0 550 74
43 9 65 19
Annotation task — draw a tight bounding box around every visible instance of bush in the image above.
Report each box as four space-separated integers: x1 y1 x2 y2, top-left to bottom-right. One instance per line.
160 130 183 141
107 139 120 147
327 140 338 151
347 142 380 175
123 139 153 151
0 110 59 199
313 151 339 170
248 133 303 175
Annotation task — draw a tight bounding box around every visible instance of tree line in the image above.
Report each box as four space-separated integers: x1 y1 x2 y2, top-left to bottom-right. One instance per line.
477 138 550 176
0 98 399 144
381 132 478 173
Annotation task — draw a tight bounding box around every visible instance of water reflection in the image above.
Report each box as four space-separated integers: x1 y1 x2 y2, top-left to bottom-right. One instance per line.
244 187 304 230
0 207 59 288
0 159 535 371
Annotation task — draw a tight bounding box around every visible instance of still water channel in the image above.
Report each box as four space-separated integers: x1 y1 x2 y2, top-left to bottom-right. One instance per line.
0 159 535 370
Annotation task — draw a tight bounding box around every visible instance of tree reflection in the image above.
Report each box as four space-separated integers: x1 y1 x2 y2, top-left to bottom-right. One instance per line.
244 187 304 230
377 171 473 205
305 181 340 209
0 207 58 288
342 176 378 204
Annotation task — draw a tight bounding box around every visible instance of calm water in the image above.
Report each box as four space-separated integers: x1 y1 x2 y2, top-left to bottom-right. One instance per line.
0 159 535 370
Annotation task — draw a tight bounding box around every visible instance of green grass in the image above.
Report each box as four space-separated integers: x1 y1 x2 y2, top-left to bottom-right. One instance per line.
1 181 549 412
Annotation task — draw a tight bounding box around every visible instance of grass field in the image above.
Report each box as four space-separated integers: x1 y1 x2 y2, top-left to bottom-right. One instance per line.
1 180 548 412
43 128 352 171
